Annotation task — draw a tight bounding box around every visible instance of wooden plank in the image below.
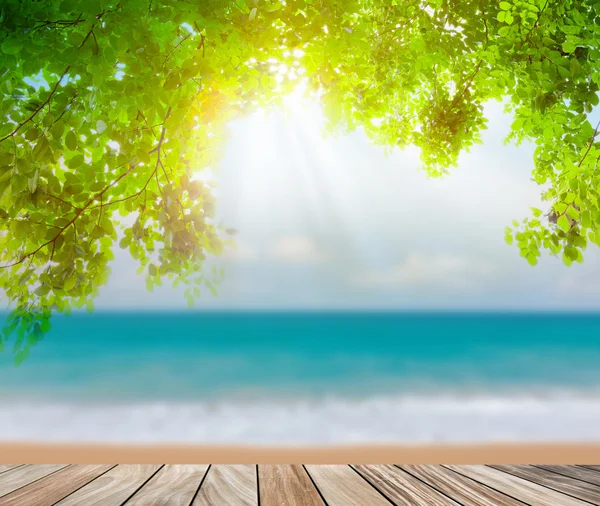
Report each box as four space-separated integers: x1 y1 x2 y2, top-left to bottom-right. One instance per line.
125 465 209 506
54 464 162 506
192 465 257 506
259 465 324 506
0 465 68 498
305 465 391 506
444 465 591 506
399 465 526 506
0 465 114 506
492 465 600 505
0 467 21 476
581 466 600 473
353 464 457 506
536 466 600 488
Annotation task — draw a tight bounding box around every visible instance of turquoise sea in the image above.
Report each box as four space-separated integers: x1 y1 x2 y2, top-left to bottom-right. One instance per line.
1 311 600 444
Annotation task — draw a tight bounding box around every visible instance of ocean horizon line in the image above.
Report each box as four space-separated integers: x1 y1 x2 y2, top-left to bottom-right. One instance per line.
3 307 600 315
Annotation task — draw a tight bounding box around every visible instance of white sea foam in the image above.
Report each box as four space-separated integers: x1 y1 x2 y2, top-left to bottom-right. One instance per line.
1 393 600 444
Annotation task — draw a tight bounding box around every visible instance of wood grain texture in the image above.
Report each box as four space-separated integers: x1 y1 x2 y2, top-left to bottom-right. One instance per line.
259 465 324 506
192 465 257 506
305 465 391 506
582 466 600 472
537 466 600 487
399 465 526 506
492 464 600 505
124 465 208 506
54 464 162 506
444 465 591 506
0 465 114 506
0 464 68 498
353 464 457 506
0 467 21 476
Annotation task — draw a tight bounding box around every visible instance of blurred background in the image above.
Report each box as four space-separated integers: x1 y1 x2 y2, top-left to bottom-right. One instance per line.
1 99 600 446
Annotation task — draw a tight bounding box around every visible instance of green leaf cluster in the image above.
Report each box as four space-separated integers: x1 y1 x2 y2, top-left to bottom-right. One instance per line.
2 0 600 361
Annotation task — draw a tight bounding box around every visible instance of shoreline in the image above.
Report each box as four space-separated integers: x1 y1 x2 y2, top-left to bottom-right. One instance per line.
1 442 599 464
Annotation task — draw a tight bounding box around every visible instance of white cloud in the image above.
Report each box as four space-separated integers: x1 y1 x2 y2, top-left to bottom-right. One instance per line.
351 253 495 291
268 235 329 264
222 239 257 262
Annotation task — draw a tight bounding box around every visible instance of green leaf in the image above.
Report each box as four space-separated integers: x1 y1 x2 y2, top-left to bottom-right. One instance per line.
63 277 77 291
582 210 592 228
570 58 581 77
69 154 85 168
14 349 29 367
28 170 39 194
554 202 567 214
499 1 511 10
565 246 578 260
1 37 23 55
65 131 78 150
32 137 52 162
206 280 218 296
91 225 105 239
574 235 587 249
566 206 580 221
558 215 571 232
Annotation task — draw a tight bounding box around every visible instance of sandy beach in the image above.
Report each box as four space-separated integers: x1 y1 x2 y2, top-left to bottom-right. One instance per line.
1 442 599 464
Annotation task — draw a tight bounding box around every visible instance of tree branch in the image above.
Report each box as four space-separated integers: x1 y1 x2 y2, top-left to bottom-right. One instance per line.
1 160 139 269
0 66 71 144
1 105 171 270
578 119 600 168
164 34 192 65
91 108 172 210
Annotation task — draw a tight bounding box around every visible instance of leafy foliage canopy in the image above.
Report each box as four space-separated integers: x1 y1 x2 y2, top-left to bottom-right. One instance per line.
1 0 600 362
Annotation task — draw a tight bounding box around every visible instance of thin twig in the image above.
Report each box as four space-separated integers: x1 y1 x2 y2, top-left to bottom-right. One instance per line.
0 66 71 144
1 161 139 269
164 34 192 65
578 119 600 167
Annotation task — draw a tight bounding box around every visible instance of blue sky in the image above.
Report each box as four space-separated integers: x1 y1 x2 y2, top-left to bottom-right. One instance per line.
84 98 600 310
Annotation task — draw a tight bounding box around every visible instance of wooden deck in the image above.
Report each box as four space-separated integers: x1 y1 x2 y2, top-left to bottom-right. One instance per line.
1 464 600 505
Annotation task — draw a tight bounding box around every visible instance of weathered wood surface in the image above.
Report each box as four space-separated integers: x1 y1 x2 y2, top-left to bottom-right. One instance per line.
0 465 114 506
537 464 600 487
53 464 162 506
445 464 592 506
0 464 598 505
0 467 21 477
353 464 459 505
125 465 209 506
492 464 600 505
399 464 526 506
258 465 324 506
191 465 257 506
0 464 68 498
305 464 392 506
